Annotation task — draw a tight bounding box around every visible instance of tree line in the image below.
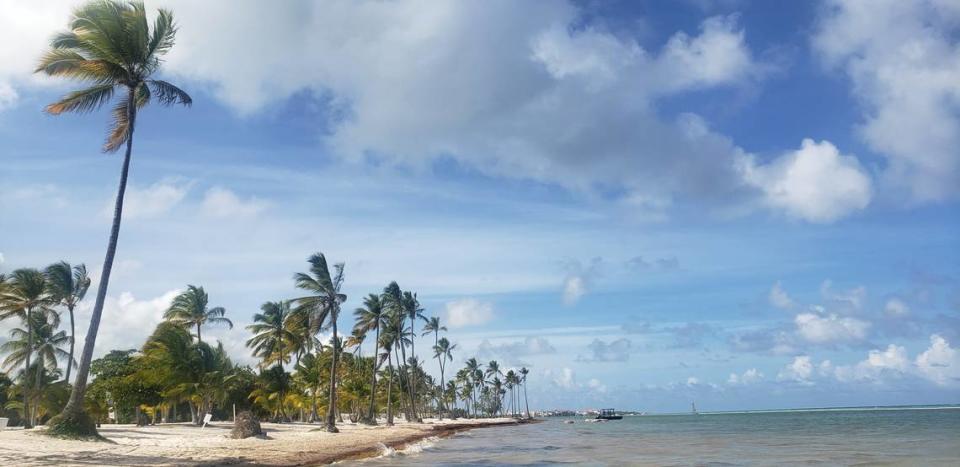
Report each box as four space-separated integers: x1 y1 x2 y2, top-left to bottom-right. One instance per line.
0 254 532 432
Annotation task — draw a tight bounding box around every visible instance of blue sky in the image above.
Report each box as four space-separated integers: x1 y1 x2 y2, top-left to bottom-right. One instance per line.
1 0 959 412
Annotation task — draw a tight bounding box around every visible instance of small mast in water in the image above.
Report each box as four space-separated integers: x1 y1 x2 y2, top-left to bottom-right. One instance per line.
691 402 698 415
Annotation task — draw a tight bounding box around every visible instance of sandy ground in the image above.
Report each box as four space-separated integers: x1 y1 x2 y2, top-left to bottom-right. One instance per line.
0 417 522 466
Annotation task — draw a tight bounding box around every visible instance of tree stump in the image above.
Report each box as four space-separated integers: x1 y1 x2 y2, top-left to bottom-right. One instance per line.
230 411 263 439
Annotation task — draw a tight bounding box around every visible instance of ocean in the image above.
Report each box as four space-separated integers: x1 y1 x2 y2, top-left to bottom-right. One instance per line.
359 406 960 466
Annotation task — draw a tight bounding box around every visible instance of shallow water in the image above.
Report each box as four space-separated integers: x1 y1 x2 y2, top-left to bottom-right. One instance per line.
359 407 960 466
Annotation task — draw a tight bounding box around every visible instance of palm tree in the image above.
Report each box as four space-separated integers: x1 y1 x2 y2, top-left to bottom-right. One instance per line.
37 0 192 437
292 252 346 433
246 301 294 369
402 291 425 422
432 337 456 419
520 367 531 419
1 312 71 426
44 262 90 384
0 269 54 428
463 358 481 418
164 285 232 344
381 283 418 421
353 294 384 424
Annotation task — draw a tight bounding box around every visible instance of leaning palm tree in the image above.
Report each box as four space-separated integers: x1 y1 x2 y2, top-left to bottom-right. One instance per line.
432 337 456 419
292 252 346 433
353 294 385 424
164 285 232 344
519 367 531 419
44 262 90 384
37 0 192 437
246 301 294 369
0 268 54 428
402 291 425 422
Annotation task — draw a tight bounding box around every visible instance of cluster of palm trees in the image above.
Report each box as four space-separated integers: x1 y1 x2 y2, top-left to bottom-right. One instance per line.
0 253 534 432
0 263 90 428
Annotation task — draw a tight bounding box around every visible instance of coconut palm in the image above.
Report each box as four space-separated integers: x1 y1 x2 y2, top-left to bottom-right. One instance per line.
432 337 456 419
519 367 531 419
292 252 346 433
381 283 418 421
353 293 385 424
463 358 481 418
0 268 54 428
164 285 232 344
44 262 90 384
1 312 70 426
246 301 294 369
402 291 425 421
37 0 193 437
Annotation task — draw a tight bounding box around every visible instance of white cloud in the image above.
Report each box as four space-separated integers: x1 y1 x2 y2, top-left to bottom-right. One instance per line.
549 367 578 389
778 355 815 384
769 281 796 309
477 336 556 358
149 1 770 217
200 187 268 219
813 0 960 202
884 298 910 317
108 179 191 220
562 276 587 305
820 280 867 312
741 139 873 222
834 343 910 383
794 311 870 344
915 334 960 386
74 289 181 358
727 368 764 385
444 298 495 328
0 82 16 111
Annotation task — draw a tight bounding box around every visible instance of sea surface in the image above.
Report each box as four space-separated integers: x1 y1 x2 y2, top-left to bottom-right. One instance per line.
359 406 960 466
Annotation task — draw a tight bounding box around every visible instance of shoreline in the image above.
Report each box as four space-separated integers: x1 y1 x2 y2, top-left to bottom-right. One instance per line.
305 419 539 465
0 417 533 466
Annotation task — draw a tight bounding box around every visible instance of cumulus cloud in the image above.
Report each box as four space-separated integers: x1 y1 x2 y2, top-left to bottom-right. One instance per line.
915 334 960 386
778 355 815 384
666 322 718 348
108 179 192 220
74 289 182 358
201 187 268 219
884 298 911 318
794 311 870 344
578 338 633 362
444 298 495 328
741 139 872 222
834 344 910 383
561 257 602 305
814 0 960 202
769 281 796 309
727 368 763 385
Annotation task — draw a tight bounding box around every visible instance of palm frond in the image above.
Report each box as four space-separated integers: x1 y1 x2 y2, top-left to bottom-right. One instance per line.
45 84 115 115
147 79 191 106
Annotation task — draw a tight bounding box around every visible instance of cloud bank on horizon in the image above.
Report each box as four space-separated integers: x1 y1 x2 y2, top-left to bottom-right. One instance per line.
0 0 958 411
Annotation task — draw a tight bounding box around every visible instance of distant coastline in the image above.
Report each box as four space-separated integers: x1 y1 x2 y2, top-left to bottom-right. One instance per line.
537 403 960 417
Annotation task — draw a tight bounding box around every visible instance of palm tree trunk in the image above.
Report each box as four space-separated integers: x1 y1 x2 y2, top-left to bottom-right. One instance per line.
409 315 420 422
385 351 394 426
34 352 44 426
196 323 202 344
398 340 416 422
324 312 339 433
365 325 380 424
53 92 137 436
22 306 33 428
523 380 530 419
66 304 75 384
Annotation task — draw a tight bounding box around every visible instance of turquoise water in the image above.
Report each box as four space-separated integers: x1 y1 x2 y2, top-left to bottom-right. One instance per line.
360 407 960 466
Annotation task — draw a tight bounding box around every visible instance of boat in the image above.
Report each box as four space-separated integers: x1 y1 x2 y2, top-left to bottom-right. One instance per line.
691 402 699 415
595 408 623 420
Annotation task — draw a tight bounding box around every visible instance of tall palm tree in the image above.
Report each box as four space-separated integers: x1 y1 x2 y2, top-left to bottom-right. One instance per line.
353 294 384 424
246 301 294 369
378 312 406 426
44 262 90 384
164 285 232 344
432 337 456 419
37 0 192 437
520 367 531 419
1 313 70 426
402 291 425 422
463 358 481 418
292 252 346 433
381 283 418 421
0 269 54 428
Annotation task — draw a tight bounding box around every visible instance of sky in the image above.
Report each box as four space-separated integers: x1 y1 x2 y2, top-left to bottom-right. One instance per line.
1 0 959 413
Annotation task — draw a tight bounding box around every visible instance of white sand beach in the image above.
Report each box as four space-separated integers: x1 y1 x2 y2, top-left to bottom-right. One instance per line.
0 418 522 466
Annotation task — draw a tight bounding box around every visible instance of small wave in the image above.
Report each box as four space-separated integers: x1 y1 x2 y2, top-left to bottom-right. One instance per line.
375 442 396 458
